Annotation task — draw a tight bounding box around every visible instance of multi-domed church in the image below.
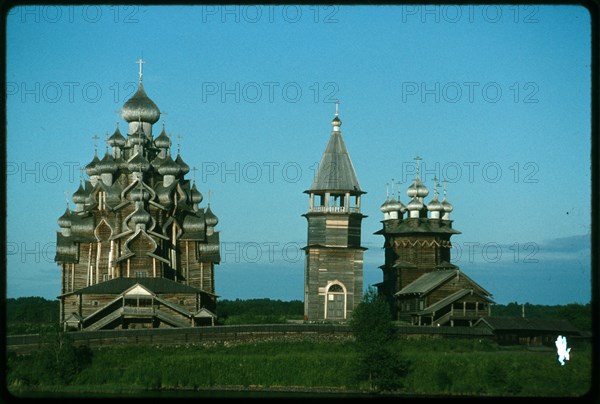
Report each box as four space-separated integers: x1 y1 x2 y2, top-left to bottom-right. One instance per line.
54 61 220 331
375 160 494 326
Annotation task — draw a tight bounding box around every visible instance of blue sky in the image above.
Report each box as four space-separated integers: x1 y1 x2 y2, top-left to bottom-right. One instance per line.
5 4 593 305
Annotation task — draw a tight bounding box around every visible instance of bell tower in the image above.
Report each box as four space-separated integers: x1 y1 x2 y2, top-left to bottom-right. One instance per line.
302 102 366 322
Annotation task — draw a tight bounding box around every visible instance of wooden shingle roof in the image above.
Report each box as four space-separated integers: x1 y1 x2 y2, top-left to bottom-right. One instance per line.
307 131 363 194
60 277 216 297
395 269 493 298
473 317 581 334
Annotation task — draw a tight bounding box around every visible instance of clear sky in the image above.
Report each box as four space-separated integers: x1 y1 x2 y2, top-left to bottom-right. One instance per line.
4 4 594 305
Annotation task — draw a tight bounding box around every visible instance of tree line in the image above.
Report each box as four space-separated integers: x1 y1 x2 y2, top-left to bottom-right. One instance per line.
4 296 592 335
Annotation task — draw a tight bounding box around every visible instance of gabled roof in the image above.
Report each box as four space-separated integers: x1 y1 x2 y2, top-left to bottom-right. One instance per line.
307 131 363 194
60 277 216 297
396 270 457 296
417 289 494 315
473 316 581 334
395 269 493 297
194 307 217 318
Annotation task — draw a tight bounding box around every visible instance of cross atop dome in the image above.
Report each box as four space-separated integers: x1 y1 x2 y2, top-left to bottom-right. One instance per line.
136 58 145 83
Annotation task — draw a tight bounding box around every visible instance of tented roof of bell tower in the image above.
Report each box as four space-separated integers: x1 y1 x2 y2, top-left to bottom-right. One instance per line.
306 104 363 195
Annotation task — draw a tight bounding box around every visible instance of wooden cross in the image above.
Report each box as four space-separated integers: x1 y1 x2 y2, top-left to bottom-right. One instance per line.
92 134 100 153
191 166 198 183
160 110 168 126
136 58 145 82
414 155 422 176
177 133 183 153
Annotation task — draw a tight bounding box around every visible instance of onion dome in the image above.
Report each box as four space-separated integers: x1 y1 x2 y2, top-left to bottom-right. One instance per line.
96 150 118 174
157 154 182 177
127 152 151 173
72 182 88 204
407 176 429 198
121 83 160 124
154 125 171 149
58 207 72 228
108 124 126 147
441 196 453 214
407 195 423 211
191 183 203 204
130 185 151 202
175 153 190 175
332 115 341 129
388 197 407 213
427 195 443 213
205 205 218 227
331 100 341 131
85 153 100 176
130 205 152 227
380 198 394 213
151 154 166 169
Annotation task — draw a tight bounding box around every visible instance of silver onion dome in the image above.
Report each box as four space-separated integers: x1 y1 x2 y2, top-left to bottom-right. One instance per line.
175 153 190 176
407 195 423 211
191 183 203 204
205 205 218 227
108 125 126 147
154 126 171 149
332 115 341 129
427 196 443 212
380 198 394 213
127 152 151 173
121 83 160 124
58 207 72 228
407 177 429 198
157 154 182 177
130 186 151 202
441 196 453 213
388 197 407 213
96 150 118 174
85 153 100 176
72 183 87 204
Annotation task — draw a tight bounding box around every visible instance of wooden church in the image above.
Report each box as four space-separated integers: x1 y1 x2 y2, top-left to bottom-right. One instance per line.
302 103 366 322
375 160 494 326
54 60 220 331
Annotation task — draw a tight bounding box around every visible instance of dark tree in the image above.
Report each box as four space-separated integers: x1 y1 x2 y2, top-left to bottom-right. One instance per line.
350 287 410 393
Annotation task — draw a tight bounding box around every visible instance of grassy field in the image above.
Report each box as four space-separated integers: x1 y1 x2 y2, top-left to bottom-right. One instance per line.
6 334 594 399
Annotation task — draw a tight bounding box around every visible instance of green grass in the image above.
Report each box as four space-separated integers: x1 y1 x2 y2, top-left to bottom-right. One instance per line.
7 335 593 398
